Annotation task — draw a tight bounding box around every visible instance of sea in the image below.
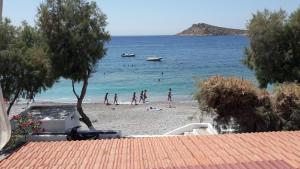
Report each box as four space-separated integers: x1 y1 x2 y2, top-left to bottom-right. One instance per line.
35 35 255 103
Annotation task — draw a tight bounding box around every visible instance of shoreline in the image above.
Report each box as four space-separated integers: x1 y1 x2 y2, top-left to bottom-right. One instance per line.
33 94 195 104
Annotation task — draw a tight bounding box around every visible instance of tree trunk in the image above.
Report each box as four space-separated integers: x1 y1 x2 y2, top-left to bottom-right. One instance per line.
6 90 20 115
74 78 93 129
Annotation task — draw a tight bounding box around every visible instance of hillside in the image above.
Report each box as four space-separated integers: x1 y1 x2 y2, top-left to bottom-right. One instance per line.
177 23 247 36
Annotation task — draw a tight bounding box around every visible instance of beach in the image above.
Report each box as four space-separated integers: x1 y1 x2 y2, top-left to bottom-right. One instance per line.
10 101 213 136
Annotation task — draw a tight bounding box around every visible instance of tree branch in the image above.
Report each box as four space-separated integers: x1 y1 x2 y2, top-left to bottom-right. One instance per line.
72 80 79 100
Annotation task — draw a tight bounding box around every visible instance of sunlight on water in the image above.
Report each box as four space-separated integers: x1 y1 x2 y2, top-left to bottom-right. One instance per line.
36 35 256 103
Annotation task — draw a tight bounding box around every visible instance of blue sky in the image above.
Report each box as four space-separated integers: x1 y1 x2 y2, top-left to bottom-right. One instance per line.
3 0 300 35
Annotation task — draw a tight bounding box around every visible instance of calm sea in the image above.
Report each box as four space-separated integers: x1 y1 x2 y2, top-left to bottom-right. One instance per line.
35 35 255 103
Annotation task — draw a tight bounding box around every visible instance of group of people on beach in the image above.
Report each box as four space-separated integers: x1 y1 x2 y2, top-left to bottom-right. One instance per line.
131 90 148 105
104 93 118 105
103 88 172 105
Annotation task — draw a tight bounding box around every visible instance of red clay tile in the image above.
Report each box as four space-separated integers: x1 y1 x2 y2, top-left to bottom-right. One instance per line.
1 131 300 169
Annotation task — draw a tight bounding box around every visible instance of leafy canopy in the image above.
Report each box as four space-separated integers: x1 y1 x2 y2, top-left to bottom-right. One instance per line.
0 19 54 114
37 0 110 128
245 8 300 88
38 0 110 82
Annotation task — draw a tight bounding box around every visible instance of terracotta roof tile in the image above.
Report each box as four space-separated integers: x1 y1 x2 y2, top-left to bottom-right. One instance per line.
1 131 300 169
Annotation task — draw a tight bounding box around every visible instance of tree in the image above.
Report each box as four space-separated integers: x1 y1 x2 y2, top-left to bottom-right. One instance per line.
37 0 110 129
284 8 300 83
244 9 288 88
244 8 300 88
0 20 55 115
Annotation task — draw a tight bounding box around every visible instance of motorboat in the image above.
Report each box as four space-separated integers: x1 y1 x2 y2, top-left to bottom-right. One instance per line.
121 53 136 57
146 57 162 61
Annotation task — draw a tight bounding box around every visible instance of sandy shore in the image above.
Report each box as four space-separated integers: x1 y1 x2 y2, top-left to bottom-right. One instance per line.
10 101 213 135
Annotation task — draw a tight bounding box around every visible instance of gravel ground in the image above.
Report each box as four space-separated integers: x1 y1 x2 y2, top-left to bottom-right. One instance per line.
10 101 213 136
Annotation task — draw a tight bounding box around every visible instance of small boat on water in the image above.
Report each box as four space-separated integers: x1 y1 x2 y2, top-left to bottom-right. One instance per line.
121 53 136 57
146 57 162 62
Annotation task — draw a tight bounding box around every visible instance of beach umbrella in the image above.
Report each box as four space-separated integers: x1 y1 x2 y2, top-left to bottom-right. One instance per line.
0 84 11 150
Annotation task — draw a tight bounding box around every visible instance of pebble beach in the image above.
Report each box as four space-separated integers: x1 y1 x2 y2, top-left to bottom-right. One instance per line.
10 101 213 135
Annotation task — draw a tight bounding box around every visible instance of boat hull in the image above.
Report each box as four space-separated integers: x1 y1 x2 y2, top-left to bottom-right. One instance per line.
146 57 162 61
121 54 135 57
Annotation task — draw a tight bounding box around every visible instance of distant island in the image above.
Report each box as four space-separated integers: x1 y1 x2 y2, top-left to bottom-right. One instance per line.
177 23 247 36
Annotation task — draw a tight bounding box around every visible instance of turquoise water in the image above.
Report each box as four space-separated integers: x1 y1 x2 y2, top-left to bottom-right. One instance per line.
36 35 255 103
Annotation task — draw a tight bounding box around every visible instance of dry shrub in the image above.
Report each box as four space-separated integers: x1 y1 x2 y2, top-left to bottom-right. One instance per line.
273 83 300 130
197 76 258 114
196 76 277 132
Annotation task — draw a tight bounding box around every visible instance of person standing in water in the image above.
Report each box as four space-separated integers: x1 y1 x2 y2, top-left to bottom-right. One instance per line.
131 92 137 105
139 90 144 103
168 88 173 108
143 90 148 103
114 93 119 105
104 92 109 105
168 88 172 101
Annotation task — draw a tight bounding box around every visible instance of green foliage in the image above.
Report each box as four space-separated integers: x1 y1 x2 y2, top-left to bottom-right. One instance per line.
11 114 42 135
3 114 41 151
37 0 110 128
37 0 110 81
245 8 300 88
0 18 16 50
0 19 55 115
244 9 289 88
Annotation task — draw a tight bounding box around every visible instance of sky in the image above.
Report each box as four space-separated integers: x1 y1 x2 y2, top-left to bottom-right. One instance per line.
3 0 300 36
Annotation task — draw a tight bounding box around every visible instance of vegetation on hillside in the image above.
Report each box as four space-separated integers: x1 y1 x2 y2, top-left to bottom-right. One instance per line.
178 23 247 36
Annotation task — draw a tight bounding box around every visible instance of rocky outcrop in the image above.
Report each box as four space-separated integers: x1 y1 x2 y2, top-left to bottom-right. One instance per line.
177 23 247 36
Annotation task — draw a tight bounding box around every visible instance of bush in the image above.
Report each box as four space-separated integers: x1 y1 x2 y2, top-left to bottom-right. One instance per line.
3 114 41 151
244 8 300 88
196 76 279 133
273 83 300 130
